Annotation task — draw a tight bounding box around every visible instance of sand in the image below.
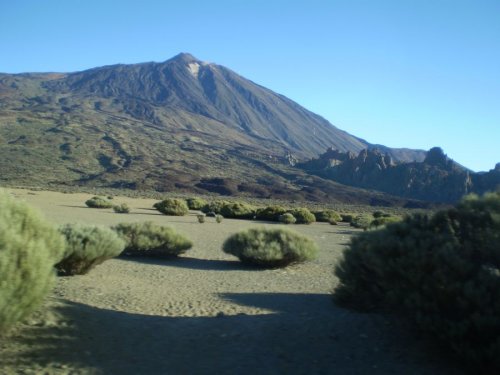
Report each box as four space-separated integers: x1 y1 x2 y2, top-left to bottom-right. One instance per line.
0 189 462 374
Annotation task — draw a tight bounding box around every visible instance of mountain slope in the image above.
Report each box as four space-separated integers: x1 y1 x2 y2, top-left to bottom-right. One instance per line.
0 53 426 204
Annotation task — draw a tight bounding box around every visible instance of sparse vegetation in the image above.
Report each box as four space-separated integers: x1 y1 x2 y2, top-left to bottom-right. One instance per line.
0 191 65 333
113 203 130 214
186 197 207 210
85 196 113 209
290 208 316 224
56 224 125 276
279 213 296 224
334 192 500 373
223 227 318 268
154 198 189 216
113 221 192 257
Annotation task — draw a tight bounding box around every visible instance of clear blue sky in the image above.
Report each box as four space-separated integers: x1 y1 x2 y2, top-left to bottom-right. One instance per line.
1 0 499 171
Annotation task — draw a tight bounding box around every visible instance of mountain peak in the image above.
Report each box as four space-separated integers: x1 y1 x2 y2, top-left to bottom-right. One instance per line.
170 52 200 63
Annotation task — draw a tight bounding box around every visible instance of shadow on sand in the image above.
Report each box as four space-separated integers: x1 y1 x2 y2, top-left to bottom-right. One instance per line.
117 255 257 272
1 294 462 375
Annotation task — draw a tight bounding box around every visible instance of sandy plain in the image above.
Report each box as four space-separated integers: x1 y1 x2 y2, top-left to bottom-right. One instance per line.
0 188 462 374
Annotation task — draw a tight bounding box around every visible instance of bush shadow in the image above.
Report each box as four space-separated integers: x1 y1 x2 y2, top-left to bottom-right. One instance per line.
0 294 462 375
117 255 260 272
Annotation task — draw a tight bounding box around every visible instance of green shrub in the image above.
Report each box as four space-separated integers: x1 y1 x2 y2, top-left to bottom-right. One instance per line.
219 202 256 220
113 203 130 214
314 210 342 223
279 213 296 224
56 224 125 276
197 214 205 223
328 218 338 225
113 221 192 257
372 210 391 218
289 208 316 224
201 200 229 214
369 215 401 228
186 197 207 210
334 192 500 373
223 227 318 268
340 214 354 223
85 196 113 209
350 215 372 230
215 214 223 223
154 198 189 216
255 205 287 221
0 191 65 333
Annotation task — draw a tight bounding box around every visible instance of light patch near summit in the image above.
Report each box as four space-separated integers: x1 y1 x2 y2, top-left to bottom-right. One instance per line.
187 62 200 77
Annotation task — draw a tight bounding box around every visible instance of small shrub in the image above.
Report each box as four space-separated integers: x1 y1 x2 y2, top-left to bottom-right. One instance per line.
113 203 130 214
107 196 114 200
340 214 354 223
289 208 316 224
223 227 318 268
215 214 223 223
334 192 500 373
154 198 189 216
369 215 401 228
328 218 338 225
279 213 296 224
314 210 342 223
56 224 125 276
197 214 206 223
85 196 113 209
201 201 229 214
113 221 192 257
255 205 287 221
0 191 65 333
219 202 256 220
350 215 372 230
186 197 207 210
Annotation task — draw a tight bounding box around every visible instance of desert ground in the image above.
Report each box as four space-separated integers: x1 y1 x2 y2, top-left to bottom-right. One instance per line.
0 189 462 374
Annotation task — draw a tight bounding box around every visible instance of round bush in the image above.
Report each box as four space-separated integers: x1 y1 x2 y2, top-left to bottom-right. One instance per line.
0 191 65 333
314 210 342 223
186 197 207 210
113 221 192 257
334 192 500 373
197 214 206 223
219 202 256 220
255 205 287 221
340 214 354 223
113 203 130 214
215 214 223 223
279 213 296 224
85 196 113 209
154 198 189 216
201 201 229 214
350 215 372 230
56 224 125 276
290 208 316 224
223 227 318 268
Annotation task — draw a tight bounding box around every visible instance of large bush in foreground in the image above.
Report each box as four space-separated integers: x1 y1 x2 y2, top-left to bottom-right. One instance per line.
0 191 64 333
56 224 125 276
334 192 500 373
113 221 192 257
154 198 189 216
223 227 318 268
85 196 113 209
